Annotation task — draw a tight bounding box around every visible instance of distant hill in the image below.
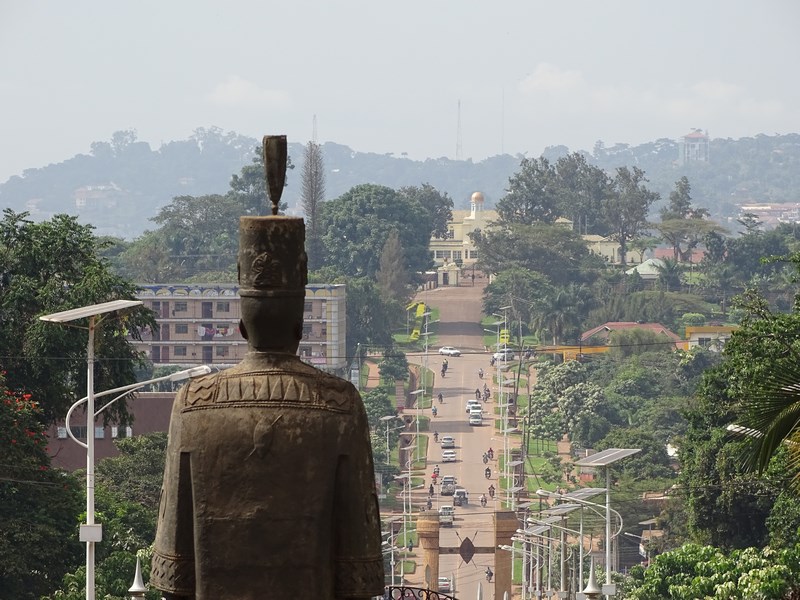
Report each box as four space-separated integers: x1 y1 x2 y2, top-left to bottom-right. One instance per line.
2 128 799 239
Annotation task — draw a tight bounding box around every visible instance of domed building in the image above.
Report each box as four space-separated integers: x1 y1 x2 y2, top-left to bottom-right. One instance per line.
429 191 498 272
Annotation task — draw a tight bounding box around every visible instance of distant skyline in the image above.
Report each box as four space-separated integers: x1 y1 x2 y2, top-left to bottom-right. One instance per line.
1 1 798 183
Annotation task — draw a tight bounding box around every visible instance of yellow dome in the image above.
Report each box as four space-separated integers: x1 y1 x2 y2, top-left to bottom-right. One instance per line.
471 192 485 203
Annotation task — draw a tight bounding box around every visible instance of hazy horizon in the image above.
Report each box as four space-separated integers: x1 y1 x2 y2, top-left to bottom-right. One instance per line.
2 1 798 183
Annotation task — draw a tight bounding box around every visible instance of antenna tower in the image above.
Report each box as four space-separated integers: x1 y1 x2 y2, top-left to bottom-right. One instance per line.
312 114 318 143
456 100 463 160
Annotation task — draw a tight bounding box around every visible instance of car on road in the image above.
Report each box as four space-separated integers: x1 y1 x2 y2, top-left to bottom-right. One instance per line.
439 505 454 527
441 475 457 495
439 346 461 356
438 576 452 593
453 488 468 506
466 399 482 413
440 435 456 449
442 449 457 462
492 349 516 361
468 410 483 426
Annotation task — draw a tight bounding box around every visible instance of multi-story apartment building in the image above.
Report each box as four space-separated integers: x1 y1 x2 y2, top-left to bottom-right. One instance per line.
132 282 347 374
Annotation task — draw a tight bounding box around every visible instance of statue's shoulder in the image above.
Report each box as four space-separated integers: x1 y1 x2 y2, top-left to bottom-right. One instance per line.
177 362 360 413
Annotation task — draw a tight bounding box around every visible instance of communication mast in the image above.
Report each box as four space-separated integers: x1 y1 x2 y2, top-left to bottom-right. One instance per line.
456 100 463 160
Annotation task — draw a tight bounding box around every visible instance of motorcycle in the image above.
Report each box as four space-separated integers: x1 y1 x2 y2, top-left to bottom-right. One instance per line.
433 431 439 442
488 485 495 499
484 467 491 479
480 494 487 507
437 393 443 403
432 406 438 417
482 454 488 464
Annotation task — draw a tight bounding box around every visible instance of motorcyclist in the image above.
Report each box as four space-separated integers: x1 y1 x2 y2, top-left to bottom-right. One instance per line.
429 484 434 497
437 392 443 403
484 466 491 479
480 494 487 507
432 406 438 417
434 465 440 476
427 498 432 510
482 453 488 464
488 484 495 498
478 368 483 379
487 447 494 460
433 431 439 442
485 567 493 582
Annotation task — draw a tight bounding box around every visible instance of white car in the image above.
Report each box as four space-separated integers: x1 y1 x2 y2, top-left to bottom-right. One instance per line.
438 576 452 592
440 435 456 449
492 349 515 361
439 346 461 356
466 399 482 413
442 449 457 462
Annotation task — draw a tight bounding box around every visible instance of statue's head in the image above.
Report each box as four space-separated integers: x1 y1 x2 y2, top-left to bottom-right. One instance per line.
238 216 308 353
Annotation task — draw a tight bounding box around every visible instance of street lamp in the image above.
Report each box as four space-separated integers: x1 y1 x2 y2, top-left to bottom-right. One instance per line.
40 300 144 600
409 389 425 462
380 415 403 466
537 488 612 590
574 448 641 597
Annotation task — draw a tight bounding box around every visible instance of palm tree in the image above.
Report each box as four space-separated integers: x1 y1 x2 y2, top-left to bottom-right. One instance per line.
530 284 592 345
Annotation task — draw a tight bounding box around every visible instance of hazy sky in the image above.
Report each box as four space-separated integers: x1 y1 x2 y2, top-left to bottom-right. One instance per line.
1 1 798 183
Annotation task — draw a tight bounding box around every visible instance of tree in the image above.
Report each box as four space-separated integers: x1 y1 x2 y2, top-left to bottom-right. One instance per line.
0 210 155 424
553 152 611 235
398 184 454 240
530 283 593 345
496 157 560 225
473 222 597 286
656 177 723 261
0 374 82 600
603 166 659 266
300 141 326 270
341 277 396 359
483 267 552 329
95 432 168 512
623 543 800 599
378 348 409 384
229 143 293 215
146 193 241 279
318 184 431 279
375 230 411 306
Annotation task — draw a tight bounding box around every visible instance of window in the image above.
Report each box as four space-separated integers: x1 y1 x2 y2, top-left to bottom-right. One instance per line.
175 302 188 312
698 337 712 347
175 324 188 334
111 426 118 439
95 427 105 439
435 250 450 259
152 301 161 311
57 427 67 439
321 323 327 337
114 426 132 439
215 346 229 357
453 251 462 261
70 426 88 439
174 346 187 356
302 323 312 338
470 250 479 259
304 301 313 312
216 301 230 312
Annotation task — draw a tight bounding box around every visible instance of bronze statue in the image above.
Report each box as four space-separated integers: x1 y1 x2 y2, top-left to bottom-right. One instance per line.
151 136 384 599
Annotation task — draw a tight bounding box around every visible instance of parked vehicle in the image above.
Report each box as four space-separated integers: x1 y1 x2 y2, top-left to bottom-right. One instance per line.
439 505 455 526
440 435 456 449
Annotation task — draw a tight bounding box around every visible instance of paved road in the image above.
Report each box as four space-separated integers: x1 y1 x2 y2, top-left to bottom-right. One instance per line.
410 283 506 599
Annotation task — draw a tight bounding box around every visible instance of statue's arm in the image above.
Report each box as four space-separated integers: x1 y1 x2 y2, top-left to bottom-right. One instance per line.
151 388 197 597
333 389 385 599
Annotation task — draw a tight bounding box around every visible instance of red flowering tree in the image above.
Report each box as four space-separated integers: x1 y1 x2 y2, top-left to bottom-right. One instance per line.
0 372 82 599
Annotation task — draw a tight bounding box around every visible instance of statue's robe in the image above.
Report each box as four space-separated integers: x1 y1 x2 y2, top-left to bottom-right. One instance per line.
151 352 384 599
